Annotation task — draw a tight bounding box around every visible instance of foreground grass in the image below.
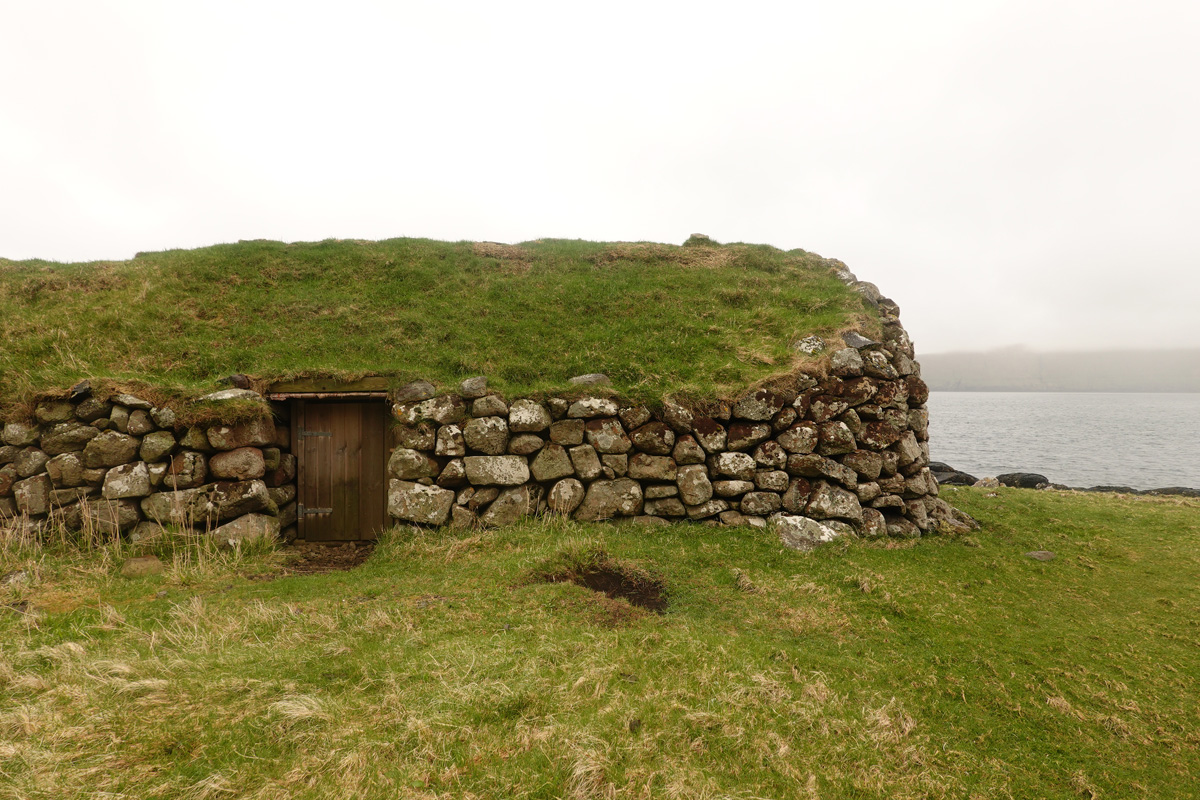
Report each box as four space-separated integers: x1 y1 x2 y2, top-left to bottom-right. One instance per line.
2 487 1197 799
0 237 871 411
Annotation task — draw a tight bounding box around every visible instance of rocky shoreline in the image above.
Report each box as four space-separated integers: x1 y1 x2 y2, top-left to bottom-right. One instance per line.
930 462 1200 497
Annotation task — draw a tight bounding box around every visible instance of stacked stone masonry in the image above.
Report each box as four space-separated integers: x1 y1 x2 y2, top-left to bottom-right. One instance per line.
387 328 973 546
0 389 295 545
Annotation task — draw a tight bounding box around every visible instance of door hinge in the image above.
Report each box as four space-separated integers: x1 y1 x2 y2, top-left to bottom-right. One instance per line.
298 504 333 516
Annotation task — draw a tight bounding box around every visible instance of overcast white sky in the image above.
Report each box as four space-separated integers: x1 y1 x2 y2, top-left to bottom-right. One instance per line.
2 1 1197 355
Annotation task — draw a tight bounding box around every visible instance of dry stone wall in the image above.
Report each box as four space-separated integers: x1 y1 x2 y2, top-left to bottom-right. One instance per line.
386 325 975 549
0 388 295 545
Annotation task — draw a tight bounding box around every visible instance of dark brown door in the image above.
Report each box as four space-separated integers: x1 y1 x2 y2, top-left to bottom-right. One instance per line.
293 400 387 541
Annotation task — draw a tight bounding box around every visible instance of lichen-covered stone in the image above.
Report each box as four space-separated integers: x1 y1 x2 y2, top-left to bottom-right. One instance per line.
102 462 152 499
434 423 466 457
40 422 100 455
568 445 603 481
777 423 818 454
830 347 864 377
574 478 643 520
471 395 508 417
618 406 652 430
35 401 74 425
710 451 756 481
480 485 533 527
46 453 85 488
549 419 584 446
508 434 545 455
127 410 154 437
584 418 632 454
388 448 440 480
772 514 841 551
627 453 677 481
3 422 40 448
211 513 281 547
894 430 923 467
508 399 552 432
692 418 727 454
548 478 586 514
83 431 140 469
459 376 488 398
805 481 863 523
437 458 467 488
388 480 454 526
713 480 755 497
192 480 277 523
672 435 706 465
662 400 695 433
463 455 530 486
676 463 713 506
209 447 266 481
862 350 898 380
179 427 215 453
14 448 48 478
781 477 814 514
207 418 275 451
861 507 888 538
741 492 782 516
463 416 509 455
685 499 728 520
395 420 438 450
644 497 686 516
732 390 786 422
74 397 112 423
13 474 53 516
754 470 790 492
644 484 677 499
629 421 675 455
395 395 468 426
567 397 619 419
817 421 857 456
752 440 787 469
531 444 574 482
139 431 176 463
727 422 771 451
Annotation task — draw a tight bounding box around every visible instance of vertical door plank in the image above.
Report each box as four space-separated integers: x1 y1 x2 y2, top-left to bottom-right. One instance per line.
361 403 386 539
294 401 306 540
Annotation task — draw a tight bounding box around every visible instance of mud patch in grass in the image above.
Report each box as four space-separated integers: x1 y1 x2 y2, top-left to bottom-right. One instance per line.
274 541 375 576
530 545 668 613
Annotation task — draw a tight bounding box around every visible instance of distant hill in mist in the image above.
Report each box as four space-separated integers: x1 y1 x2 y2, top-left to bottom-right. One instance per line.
919 347 1200 392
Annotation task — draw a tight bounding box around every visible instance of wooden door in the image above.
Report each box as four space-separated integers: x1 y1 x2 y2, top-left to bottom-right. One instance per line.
293 400 387 541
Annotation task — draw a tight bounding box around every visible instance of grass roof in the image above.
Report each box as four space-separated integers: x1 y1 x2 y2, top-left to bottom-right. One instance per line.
0 236 880 412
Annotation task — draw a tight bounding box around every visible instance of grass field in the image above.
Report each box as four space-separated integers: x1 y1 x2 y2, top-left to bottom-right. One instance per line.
0 237 874 413
2 486 1197 799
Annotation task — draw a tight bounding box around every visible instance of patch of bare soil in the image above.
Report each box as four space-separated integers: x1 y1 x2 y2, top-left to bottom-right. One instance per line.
274 540 375 576
537 553 669 614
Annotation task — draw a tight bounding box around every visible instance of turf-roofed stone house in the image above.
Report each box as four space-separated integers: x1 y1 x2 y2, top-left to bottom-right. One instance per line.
0 236 975 548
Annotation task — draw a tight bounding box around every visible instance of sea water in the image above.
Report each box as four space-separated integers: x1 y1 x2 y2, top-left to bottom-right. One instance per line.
925 392 1200 490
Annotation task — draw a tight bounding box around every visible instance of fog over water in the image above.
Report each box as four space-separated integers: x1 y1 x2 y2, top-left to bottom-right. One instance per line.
926 392 1200 490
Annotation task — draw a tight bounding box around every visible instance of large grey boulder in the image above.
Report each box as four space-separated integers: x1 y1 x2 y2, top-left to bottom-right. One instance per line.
672 435 706 465
83 431 140 469
777 422 818 454
741 492 782 516
771 514 842 551
817 422 857 456
394 380 437 404
102 462 152 499
458 376 488 398
141 488 206 527
35 401 74 424
692 418 727 453
549 419 585 446
388 480 454 526
463 455 530 486
727 422 771 451
830 347 864 377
